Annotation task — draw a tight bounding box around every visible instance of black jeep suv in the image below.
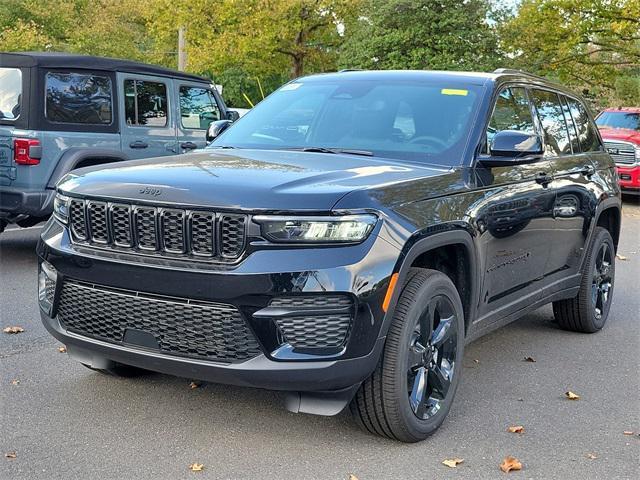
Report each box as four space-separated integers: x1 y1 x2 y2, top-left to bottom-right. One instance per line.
37 70 621 442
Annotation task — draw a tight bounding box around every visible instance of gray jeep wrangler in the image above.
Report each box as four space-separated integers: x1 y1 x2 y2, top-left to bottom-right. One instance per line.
0 52 237 233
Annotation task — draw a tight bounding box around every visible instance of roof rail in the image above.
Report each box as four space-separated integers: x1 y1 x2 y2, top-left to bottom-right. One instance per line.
493 68 548 82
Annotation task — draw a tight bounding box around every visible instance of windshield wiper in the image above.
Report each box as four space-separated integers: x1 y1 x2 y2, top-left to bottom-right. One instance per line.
290 147 374 157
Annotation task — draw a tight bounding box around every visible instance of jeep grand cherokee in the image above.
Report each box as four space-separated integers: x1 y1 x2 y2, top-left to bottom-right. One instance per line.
37 69 621 442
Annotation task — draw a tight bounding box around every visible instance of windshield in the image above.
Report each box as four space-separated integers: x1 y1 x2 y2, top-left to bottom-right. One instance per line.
596 111 640 131
209 78 483 166
0 68 22 120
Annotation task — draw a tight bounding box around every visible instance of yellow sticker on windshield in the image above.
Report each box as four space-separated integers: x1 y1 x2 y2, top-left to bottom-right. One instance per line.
441 88 468 96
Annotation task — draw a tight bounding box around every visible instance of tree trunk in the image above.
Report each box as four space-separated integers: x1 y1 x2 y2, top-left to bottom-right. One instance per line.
291 55 304 78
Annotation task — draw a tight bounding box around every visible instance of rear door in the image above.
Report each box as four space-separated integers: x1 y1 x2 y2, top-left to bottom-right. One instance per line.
0 66 25 186
119 73 178 159
175 81 223 152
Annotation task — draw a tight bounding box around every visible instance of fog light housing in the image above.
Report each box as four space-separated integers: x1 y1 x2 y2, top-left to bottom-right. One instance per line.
38 261 57 314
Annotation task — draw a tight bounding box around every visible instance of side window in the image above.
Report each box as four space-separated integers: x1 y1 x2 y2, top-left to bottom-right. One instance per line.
560 95 580 153
45 72 112 125
179 86 220 129
565 98 602 153
486 87 535 151
530 89 571 156
0 68 22 120
124 80 168 127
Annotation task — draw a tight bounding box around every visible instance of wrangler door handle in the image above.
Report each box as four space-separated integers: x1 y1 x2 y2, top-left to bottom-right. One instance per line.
534 171 552 186
180 141 198 150
129 141 148 149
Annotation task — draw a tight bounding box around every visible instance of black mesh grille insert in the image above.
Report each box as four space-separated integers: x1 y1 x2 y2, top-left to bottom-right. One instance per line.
57 281 262 362
67 198 246 262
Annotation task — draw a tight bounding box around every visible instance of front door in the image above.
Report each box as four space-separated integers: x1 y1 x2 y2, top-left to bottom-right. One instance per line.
118 73 178 159
174 81 223 152
473 86 556 324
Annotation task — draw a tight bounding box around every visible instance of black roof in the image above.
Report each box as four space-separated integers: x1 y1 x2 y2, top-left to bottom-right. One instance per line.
0 51 210 83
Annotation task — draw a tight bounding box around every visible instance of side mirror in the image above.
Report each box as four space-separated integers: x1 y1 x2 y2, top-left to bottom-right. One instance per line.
206 120 233 143
480 130 544 167
226 110 240 122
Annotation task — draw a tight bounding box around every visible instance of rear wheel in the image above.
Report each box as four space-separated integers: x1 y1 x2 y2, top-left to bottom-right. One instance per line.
350 268 464 442
82 362 149 378
552 227 615 333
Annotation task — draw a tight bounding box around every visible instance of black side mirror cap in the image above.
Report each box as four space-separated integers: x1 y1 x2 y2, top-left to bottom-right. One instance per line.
206 120 233 143
226 110 240 122
490 130 543 157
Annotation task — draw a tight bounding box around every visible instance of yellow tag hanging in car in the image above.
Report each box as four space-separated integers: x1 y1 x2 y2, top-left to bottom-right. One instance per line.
441 88 468 96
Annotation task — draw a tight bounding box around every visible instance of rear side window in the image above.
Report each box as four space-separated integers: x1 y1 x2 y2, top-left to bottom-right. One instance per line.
124 80 168 127
485 87 535 152
179 86 220 129
45 72 112 124
566 98 603 152
0 68 22 120
530 89 571 156
560 95 580 153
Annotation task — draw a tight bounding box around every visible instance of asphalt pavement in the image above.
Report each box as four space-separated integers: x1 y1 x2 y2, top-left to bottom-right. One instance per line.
1 198 639 480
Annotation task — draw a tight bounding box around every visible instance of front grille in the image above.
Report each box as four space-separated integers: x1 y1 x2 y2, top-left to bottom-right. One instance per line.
57 281 262 362
604 140 637 165
269 295 353 349
68 198 247 261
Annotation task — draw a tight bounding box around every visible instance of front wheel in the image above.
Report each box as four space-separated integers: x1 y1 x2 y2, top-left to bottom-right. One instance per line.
350 268 465 442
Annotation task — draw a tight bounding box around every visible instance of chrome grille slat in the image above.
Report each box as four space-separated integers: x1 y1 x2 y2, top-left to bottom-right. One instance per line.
68 198 246 262
604 140 637 165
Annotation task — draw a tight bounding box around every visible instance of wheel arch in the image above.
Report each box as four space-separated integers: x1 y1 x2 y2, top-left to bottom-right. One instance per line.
595 203 621 251
380 228 479 339
47 148 129 189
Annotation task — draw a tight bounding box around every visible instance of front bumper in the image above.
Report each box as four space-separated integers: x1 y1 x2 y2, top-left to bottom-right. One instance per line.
37 218 399 393
617 165 640 194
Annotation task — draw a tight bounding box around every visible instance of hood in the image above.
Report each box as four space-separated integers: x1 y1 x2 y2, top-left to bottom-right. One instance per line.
598 127 640 144
58 149 450 211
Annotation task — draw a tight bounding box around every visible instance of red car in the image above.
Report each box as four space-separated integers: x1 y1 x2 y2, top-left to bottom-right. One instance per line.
596 107 640 195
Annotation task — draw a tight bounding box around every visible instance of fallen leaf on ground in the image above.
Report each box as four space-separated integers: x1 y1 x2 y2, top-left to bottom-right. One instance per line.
10 379 20 386
189 463 204 472
5 452 16 459
623 431 634 435
586 453 597 460
3 326 24 334
523 356 536 362
500 456 522 473
474 359 480 364
565 391 580 400
348 475 359 480
442 458 464 468
189 382 201 389
616 254 627 261
507 425 524 433
58 346 67 353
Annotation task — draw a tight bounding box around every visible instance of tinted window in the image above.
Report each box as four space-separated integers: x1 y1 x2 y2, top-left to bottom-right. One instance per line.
180 86 220 129
124 80 168 127
45 72 112 124
487 87 535 150
596 111 640 131
560 95 580 153
210 80 482 166
0 68 22 120
566 98 602 153
530 89 571 156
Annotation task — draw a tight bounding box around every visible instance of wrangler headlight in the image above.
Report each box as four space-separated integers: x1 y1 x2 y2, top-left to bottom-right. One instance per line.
53 193 70 224
254 214 377 243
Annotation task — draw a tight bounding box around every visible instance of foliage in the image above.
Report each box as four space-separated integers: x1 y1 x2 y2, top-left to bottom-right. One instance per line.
338 0 504 71
500 0 640 107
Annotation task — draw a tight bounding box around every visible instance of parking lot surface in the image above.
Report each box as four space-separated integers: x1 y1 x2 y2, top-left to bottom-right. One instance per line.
1 199 639 480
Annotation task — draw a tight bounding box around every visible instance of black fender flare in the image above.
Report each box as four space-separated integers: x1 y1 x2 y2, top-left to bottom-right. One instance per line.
378 227 480 340
47 148 129 189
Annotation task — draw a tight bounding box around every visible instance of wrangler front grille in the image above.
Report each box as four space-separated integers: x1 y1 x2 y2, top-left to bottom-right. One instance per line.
57 281 262 362
68 198 247 261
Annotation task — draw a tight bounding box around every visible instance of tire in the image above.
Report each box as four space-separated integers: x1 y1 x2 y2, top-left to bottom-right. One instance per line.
82 362 149 377
350 268 465 442
552 227 615 333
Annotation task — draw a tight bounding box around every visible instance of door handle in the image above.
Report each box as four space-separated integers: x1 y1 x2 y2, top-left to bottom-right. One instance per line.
180 141 198 150
578 164 595 177
534 171 552 186
129 141 148 149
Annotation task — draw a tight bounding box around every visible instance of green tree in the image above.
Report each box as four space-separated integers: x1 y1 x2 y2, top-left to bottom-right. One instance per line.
500 0 640 106
338 0 504 71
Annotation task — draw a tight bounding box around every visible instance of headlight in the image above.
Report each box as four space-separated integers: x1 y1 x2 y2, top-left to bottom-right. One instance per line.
53 193 70 224
254 214 377 243
635 147 640 161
